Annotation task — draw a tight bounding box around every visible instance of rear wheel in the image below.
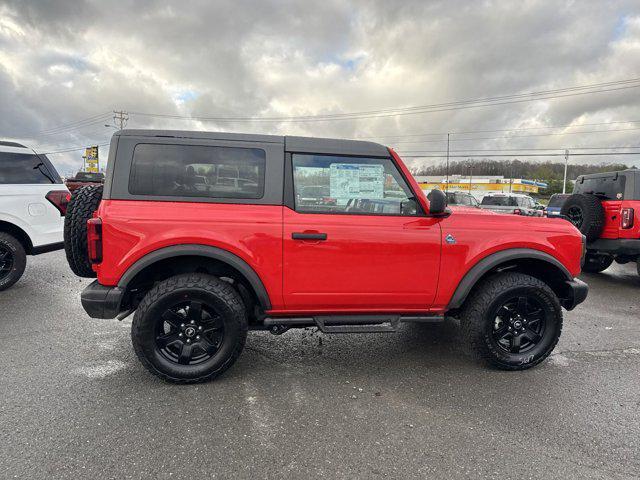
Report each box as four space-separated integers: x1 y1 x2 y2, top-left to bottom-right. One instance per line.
582 253 614 273
460 272 562 370
131 273 248 383
64 185 103 277
0 233 26 291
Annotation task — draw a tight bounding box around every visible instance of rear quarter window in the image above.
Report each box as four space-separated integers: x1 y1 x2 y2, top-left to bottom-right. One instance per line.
574 175 626 200
129 143 266 199
0 152 59 184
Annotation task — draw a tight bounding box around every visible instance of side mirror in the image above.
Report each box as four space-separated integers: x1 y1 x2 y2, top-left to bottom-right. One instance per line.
427 189 447 215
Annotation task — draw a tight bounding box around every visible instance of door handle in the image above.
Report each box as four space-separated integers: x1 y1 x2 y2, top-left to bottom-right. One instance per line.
292 232 327 241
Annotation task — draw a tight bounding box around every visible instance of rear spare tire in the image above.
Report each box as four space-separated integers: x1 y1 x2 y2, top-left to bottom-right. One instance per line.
64 185 103 278
560 193 604 241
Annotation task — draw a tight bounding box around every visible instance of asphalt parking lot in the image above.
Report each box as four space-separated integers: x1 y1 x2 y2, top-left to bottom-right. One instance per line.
1 252 639 479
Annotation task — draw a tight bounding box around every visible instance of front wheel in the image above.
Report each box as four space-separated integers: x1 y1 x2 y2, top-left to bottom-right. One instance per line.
582 253 613 273
131 273 248 383
460 272 563 370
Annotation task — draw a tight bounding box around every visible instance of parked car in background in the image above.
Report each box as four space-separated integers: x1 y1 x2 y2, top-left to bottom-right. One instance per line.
445 191 480 208
0 141 70 290
561 169 640 275
65 171 104 193
64 129 587 383
546 193 570 217
480 193 544 216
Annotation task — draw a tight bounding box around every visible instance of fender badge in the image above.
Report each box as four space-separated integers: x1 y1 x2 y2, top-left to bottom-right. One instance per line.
445 234 456 244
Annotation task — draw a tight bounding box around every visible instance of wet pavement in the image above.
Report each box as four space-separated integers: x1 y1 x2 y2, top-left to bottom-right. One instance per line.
1 252 639 479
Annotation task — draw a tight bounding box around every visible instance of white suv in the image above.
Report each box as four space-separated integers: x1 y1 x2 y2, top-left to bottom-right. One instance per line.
0 141 70 290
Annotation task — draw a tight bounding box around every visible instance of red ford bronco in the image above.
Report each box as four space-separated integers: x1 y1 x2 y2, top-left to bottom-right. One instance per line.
64 130 588 383
560 169 640 275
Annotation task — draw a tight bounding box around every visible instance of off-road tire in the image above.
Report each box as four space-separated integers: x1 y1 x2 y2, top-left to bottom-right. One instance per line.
0 233 26 291
64 185 103 278
560 193 605 242
460 272 563 370
131 273 248 384
582 253 614 273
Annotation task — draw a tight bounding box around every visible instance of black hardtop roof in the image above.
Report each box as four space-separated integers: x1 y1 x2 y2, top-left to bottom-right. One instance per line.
115 129 389 157
576 169 639 181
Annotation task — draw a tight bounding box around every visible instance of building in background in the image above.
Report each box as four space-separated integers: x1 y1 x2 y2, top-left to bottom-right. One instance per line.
415 175 547 200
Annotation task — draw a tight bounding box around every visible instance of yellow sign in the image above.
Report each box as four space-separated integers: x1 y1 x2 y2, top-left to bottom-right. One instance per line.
84 146 99 173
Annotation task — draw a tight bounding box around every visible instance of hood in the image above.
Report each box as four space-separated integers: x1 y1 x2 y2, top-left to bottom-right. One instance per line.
447 205 580 235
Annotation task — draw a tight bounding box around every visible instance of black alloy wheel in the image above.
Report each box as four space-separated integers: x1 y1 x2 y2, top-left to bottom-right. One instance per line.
155 300 225 365
0 245 14 281
131 273 248 383
490 295 546 354
565 205 584 229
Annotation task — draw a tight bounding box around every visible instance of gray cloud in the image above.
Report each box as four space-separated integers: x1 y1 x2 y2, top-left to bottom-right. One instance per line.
1 0 639 175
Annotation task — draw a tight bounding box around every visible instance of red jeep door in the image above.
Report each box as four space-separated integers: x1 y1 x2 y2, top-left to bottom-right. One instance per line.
283 153 441 312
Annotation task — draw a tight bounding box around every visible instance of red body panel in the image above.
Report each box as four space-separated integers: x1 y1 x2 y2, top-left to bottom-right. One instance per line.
282 207 441 312
600 200 640 239
93 154 584 316
94 200 285 309
432 209 583 310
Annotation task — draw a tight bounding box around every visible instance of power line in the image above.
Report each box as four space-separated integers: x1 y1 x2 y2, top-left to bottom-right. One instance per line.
29 112 112 135
399 152 640 158
385 126 640 145
41 142 110 155
128 77 640 123
356 119 640 139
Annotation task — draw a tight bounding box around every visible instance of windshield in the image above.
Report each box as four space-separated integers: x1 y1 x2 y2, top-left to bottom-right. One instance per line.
75 172 104 182
481 196 516 206
548 194 569 207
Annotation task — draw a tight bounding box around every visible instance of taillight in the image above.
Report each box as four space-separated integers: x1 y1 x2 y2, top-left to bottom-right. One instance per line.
87 217 103 264
46 190 71 216
621 208 634 229
513 208 522 215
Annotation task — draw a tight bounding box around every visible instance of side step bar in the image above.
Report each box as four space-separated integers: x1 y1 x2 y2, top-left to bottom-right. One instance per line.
263 315 444 334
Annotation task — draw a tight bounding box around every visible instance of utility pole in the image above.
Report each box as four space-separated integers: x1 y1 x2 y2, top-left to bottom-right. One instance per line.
113 110 129 130
445 133 450 192
509 160 514 193
563 149 569 194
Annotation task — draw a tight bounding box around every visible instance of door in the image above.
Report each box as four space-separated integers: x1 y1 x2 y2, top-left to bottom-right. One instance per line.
283 153 442 312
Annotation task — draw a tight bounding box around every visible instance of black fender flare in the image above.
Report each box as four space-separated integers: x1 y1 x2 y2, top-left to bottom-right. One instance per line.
447 248 572 309
117 244 272 309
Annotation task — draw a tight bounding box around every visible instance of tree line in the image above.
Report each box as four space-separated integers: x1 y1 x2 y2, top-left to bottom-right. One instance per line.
412 159 635 195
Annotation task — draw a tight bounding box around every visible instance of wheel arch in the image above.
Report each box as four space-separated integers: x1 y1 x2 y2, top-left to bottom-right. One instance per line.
118 244 271 311
447 248 573 311
0 220 33 254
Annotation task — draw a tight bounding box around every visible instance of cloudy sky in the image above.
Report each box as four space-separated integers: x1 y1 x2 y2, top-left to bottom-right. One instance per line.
1 0 640 175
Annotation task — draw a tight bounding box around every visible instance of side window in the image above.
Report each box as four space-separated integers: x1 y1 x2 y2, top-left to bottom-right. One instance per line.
0 152 57 184
459 194 471 206
292 154 418 216
129 143 265 199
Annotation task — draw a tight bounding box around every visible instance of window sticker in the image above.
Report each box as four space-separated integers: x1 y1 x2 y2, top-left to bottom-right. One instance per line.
329 163 384 199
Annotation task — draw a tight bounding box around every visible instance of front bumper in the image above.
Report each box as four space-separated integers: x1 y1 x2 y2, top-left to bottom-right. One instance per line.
561 278 589 311
587 238 640 256
81 280 124 319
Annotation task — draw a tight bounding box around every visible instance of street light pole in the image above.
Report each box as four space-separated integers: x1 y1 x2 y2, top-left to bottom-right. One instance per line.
563 149 569 194
445 133 450 192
